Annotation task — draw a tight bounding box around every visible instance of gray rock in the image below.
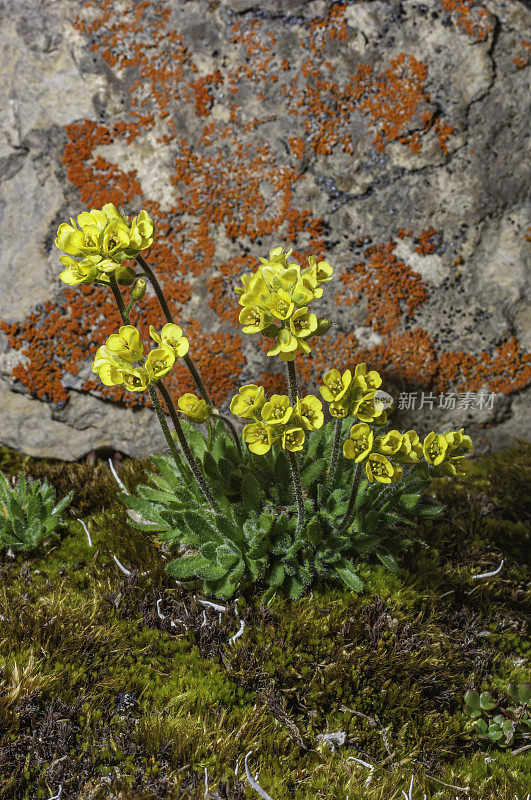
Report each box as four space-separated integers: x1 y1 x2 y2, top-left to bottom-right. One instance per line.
0 0 529 460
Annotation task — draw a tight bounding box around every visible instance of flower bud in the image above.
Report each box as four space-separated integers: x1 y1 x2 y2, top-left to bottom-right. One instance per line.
130 278 147 300
314 318 332 336
115 265 136 286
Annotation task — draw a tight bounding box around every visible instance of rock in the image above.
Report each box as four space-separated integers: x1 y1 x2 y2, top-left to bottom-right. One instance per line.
0 0 529 460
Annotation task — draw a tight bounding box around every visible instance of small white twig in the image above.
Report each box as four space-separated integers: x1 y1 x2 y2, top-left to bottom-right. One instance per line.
113 555 131 577
195 596 227 612
401 774 414 800
156 598 165 620
244 751 276 800
77 518 93 547
346 756 374 787
108 458 128 494
201 610 208 628
425 773 470 793
472 559 504 579
47 786 63 800
228 619 245 645
204 767 209 799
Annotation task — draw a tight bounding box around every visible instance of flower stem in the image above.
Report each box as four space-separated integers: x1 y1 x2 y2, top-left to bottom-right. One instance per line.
339 463 362 531
157 381 220 512
326 418 343 491
135 254 214 408
285 360 299 405
147 385 186 477
110 274 129 324
288 451 305 533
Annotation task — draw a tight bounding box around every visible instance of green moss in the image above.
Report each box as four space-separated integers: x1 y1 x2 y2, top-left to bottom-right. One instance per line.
0 442 529 799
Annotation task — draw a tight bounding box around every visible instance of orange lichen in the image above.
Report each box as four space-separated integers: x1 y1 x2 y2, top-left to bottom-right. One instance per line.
513 40 531 70
338 239 429 335
440 1 494 42
254 371 288 398
435 338 531 394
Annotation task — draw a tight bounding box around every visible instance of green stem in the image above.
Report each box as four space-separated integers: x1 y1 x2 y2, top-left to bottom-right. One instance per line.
285 360 299 406
326 418 344 491
110 274 129 324
147 385 186 477
136 253 214 408
339 463 362 531
288 451 305 533
215 412 243 460
135 253 174 325
157 381 220 512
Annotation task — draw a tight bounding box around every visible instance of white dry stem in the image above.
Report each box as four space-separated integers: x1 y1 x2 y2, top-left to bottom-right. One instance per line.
228 619 245 645
113 555 132 576
47 787 63 800
244 751 276 800
156 597 188 630
77 518 93 547
108 458 128 493
204 767 209 799
346 755 374 787
195 596 227 612
471 559 504 579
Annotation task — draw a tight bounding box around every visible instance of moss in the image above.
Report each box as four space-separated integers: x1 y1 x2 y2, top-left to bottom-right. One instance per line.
0 442 529 798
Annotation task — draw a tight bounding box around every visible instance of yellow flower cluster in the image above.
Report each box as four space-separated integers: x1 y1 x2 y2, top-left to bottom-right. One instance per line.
235 246 333 361
177 393 211 424
343 423 473 483
91 323 188 392
230 385 324 454
319 364 387 423
55 204 154 286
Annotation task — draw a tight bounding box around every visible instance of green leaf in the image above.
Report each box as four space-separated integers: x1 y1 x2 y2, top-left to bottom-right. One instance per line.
274 450 290 485
376 552 400 573
268 562 285 587
241 473 261 515
305 427 326 461
334 558 363 592
415 503 445 518
203 451 221 482
479 692 497 711
300 458 327 489
305 517 323 547
398 493 421 512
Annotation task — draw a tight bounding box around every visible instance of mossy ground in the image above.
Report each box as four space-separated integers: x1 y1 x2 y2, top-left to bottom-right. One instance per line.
0 442 529 799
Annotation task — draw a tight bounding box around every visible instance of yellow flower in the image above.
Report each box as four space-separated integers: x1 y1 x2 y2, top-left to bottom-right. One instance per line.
145 345 175 381
230 385 266 418
266 327 298 360
290 280 315 307
320 368 352 403
267 289 294 321
120 366 150 392
329 400 350 419
178 393 211 423
58 255 99 286
354 362 382 391
376 430 403 456
281 426 305 452
289 308 317 340
365 453 403 484
238 274 270 309
307 254 334 285
55 220 100 258
243 422 275 455
97 361 125 387
239 305 270 334
294 395 324 431
101 219 131 259
261 263 300 293
354 392 386 423
423 432 448 466
343 423 374 462
106 325 144 362
445 429 473 454
127 209 155 253
261 394 292 426
149 324 189 358
437 456 471 477
258 246 293 269
397 430 423 463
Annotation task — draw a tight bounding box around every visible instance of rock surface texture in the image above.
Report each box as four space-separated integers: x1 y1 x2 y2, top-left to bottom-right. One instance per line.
0 0 529 460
